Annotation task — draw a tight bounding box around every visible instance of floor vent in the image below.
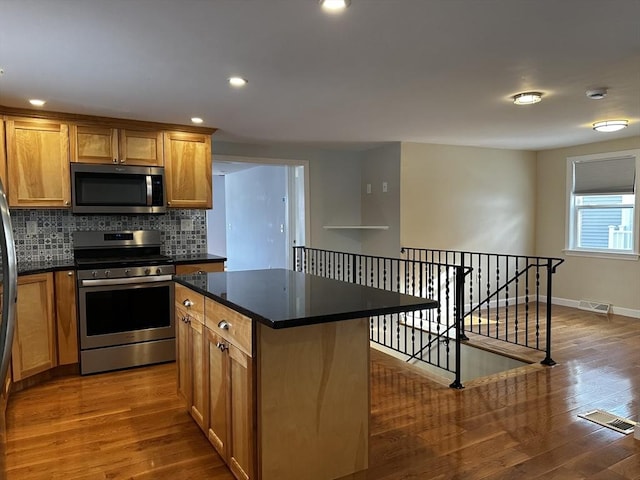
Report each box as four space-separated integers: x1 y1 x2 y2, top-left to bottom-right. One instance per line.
578 409 636 434
578 300 611 314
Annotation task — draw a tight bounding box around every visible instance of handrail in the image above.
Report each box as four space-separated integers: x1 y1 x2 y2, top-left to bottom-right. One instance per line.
294 246 564 388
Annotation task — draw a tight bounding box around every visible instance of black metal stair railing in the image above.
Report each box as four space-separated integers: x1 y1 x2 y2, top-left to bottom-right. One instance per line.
401 247 565 365
293 246 472 388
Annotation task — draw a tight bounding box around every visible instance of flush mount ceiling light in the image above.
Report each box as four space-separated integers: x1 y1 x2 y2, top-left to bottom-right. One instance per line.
592 120 628 132
512 92 542 105
191 117 204 124
319 0 351 11
29 98 46 107
228 76 247 87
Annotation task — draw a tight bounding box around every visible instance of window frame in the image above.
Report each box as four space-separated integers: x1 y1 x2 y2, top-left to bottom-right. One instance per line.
565 149 640 260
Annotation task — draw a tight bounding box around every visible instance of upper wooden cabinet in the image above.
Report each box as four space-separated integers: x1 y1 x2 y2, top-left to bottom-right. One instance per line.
70 125 164 166
164 131 212 209
5 117 71 208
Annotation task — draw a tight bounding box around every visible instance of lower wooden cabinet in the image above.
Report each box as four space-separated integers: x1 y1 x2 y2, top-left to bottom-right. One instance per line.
175 287 206 432
12 273 57 382
177 285 255 480
205 328 254 480
227 342 253 480
205 329 229 458
54 270 78 365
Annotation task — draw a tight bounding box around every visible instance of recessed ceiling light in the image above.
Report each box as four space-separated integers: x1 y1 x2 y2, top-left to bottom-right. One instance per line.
592 120 628 133
320 0 351 11
228 76 247 87
29 98 46 107
512 92 542 105
191 117 204 124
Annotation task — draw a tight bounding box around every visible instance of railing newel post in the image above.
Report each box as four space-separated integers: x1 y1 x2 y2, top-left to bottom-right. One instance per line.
541 258 556 366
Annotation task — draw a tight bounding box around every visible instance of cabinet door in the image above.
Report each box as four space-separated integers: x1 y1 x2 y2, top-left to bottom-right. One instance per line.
12 273 57 381
54 270 78 365
0 120 7 191
176 306 192 406
228 344 254 480
120 129 164 166
6 118 71 208
164 131 212 209
206 329 229 460
190 316 206 431
70 125 118 164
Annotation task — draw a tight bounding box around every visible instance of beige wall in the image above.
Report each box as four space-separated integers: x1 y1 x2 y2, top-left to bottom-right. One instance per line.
361 144 401 258
536 137 640 314
400 142 537 255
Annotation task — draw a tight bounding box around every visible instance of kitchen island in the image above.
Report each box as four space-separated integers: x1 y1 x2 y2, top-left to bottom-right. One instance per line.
174 269 437 480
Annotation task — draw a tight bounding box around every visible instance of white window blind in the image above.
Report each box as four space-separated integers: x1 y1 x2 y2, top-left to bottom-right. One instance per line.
573 156 636 195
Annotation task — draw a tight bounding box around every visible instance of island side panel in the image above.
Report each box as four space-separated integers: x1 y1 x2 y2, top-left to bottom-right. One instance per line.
257 318 369 480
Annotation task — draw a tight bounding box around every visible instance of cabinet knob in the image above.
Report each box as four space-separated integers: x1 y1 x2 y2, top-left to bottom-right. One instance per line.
216 342 228 352
113 158 118 164
67 271 73 277
64 200 70 206
167 201 171 206
183 299 194 308
120 159 126 164
217 320 230 330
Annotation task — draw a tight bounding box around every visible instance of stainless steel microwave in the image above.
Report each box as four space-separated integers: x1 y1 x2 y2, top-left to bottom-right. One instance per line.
71 163 166 214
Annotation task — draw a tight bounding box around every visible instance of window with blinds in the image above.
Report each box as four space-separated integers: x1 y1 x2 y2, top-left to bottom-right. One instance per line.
566 150 638 255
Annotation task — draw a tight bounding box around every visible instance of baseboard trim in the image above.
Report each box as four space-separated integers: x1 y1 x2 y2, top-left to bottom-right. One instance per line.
540 296 640 320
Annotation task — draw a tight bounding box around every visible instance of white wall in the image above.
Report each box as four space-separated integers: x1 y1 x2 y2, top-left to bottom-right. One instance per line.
206 175 227 256
224 165 287 271
213 141 363 253
536 137 640 315
400 142 537 255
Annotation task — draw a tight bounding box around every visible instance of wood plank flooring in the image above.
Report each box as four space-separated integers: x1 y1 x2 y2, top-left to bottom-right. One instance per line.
4 305 640 479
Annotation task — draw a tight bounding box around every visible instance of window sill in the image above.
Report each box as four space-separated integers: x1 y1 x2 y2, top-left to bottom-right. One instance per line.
563 249 639 261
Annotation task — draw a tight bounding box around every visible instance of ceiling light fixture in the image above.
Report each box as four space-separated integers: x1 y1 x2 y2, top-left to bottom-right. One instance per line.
29 98 46 107
586 88 607 100
228 76 247 87
592 120 628 133
191 117 204 124
512 92 542 105
320 0 351 11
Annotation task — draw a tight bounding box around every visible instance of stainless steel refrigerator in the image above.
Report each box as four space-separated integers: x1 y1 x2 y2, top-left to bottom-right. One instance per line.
0 177 17 474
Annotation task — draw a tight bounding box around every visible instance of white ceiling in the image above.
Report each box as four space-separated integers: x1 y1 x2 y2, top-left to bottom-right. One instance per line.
1 0 639 152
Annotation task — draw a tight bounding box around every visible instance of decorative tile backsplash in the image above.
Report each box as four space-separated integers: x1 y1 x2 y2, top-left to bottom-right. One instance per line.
9 209 207 262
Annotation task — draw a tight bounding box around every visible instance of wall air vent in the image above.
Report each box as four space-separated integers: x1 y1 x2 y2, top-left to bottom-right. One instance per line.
578 300 610 314
578 409 636 434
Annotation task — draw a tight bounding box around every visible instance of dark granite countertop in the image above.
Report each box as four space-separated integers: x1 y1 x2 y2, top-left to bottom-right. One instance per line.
175 268 438 329
17 259 76 275
172 253 226 265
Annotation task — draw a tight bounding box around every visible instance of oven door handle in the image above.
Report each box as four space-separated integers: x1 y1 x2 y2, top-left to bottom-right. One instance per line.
80 275 174 287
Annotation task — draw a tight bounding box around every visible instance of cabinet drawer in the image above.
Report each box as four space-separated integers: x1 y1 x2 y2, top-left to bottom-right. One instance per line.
205 298 252 357
175 262 224 275
175 284 205 323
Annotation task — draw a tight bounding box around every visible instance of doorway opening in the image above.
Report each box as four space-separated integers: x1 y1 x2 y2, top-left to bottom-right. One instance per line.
206 155 308 271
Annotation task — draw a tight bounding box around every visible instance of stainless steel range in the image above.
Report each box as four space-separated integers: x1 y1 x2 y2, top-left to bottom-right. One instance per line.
74 230 175 375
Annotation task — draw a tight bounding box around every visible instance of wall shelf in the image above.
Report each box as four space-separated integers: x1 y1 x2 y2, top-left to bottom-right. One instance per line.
323 225 389 230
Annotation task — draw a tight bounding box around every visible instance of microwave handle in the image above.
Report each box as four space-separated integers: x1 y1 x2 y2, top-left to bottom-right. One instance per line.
146 175 153 206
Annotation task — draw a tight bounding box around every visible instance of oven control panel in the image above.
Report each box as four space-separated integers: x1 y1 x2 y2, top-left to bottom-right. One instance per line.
77 264 176 280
